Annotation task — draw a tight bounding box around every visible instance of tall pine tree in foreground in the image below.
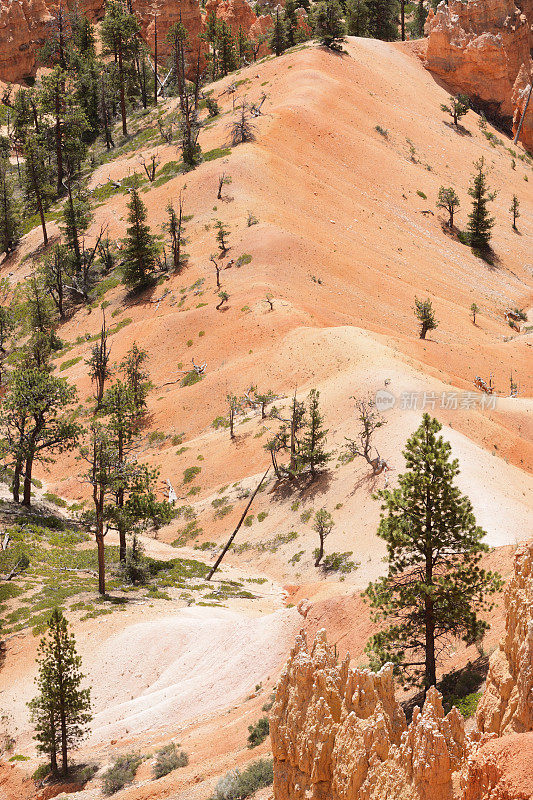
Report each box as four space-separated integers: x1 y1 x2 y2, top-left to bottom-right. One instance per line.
29 610 91 777
467 156 495 251
121 185 158 290
365 414 501 689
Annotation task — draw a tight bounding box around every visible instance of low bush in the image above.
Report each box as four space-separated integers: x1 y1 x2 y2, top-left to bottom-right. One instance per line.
152 742 189 779
450 691 482 718
211 758 273 800
247 716 269 748
102 753 142 795
318 551 358 574
32 763 51 781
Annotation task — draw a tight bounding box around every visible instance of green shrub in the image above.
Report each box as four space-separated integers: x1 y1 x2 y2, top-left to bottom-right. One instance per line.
375 125 388 138
181 370 202 387
247 716 269 748
450 691 482 718
257 512 268 522
60 356 82 371
416 189 427 200
183 466 201 484
318 551 358 574
211 758 273 800
102 753 142 794
152 742 189 779
244 515 254 527
148 430 166 444
43 492 68 508
32 763 51 780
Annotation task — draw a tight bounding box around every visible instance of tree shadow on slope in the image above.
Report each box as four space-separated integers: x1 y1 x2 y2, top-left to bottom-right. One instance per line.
443 120 472 137
269 469 334 503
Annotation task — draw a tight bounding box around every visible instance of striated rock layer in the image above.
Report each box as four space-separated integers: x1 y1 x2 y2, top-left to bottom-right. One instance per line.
270 630 470 800
425 0 533 152
476 540 533 737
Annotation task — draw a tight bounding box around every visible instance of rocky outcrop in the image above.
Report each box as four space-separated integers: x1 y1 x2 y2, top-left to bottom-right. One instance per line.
205 0 259 35
476 541 533 736
0 0 51 83
425 0 533 151
512 66 533 154
0 0 204 84
134 0 204 63
270 630 470 800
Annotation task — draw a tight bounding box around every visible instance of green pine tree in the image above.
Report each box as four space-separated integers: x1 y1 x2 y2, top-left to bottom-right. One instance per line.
366 0 398 40
510 194 520 230
217 20 238 76
22 134 54 246
100 0 141 136
314 0 346 49
121 185 158 290
28 610 91 777
467 156 495 251
298 389 331 478
346 0 369 36
365 414 502 688
270 7 287 56
0 156 20 255
283 0 300 47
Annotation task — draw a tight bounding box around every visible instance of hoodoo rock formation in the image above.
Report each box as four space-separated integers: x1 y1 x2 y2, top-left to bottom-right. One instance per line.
476 540 533 737
0 0 51 83
0 0 204 84
270 630 470 800
425 0 533 152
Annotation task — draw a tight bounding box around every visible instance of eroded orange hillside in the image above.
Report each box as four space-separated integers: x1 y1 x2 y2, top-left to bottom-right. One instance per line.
1 36 532 800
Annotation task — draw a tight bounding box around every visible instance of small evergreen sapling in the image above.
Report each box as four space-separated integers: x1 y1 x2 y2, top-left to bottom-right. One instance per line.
299 388 331 478
467 156 495 252
414 297 438 340
313 508 334 566
436 186 460 228
510 195 520 230
121 184 159 290
440 94 469 126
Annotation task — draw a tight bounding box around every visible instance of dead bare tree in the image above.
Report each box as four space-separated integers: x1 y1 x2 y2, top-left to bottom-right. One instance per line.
229 101 257 146
157 117 173 144
217 172 231 199
139 152 160 181
341 397 387 475
210 255 222 288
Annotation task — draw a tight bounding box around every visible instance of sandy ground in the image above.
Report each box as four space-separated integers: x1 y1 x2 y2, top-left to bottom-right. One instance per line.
0 35 532 800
